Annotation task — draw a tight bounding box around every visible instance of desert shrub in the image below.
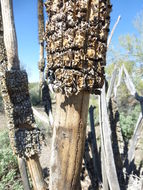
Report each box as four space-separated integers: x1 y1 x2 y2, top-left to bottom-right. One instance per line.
0 130 23 190
29 82 40 106
0 90 4 112
120 104 140 139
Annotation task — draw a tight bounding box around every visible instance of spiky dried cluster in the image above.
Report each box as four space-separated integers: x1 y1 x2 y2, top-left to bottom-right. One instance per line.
0 70 44 158
45 0 111 96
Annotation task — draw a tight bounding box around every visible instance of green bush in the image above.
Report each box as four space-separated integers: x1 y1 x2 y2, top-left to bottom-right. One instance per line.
0 93 4 112
120 104 140 139
0 130 23 190
29 82 40 106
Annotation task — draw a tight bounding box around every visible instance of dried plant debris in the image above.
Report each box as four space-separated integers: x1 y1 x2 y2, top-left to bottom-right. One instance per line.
0 70 45 158
45 0 112 96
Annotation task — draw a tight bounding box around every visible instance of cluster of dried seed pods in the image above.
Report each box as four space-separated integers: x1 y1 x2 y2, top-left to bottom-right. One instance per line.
0 70 45 158
45 0 112 96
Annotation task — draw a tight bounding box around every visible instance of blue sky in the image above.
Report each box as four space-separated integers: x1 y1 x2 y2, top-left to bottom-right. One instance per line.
12 0 143 82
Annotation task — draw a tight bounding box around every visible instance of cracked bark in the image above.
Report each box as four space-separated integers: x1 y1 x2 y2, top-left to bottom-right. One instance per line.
0 0 46 189
49 91 90 190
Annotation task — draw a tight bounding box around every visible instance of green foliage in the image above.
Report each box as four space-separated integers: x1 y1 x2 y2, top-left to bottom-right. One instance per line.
29 82 40 106
120 104 140 139
0 130 23 190
0 89 4 112
0 95 3 112
88 95 99 126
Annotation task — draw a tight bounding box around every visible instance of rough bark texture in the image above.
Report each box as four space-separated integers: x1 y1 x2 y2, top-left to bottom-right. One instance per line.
49 91 90 190
0 1 46 189
45 0 111 96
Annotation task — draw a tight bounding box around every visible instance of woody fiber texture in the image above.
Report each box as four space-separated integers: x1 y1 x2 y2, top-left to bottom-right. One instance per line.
0 5 7 71
45 0 111 96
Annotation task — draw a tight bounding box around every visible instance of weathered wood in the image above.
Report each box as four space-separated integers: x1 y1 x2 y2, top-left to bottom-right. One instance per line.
106 66 118 106
32 107 49 125
38 0 44 43
123 65 136 96
114 65 123 98
107 15 121 48
38 0 45 90
18 157 31 190
0 2 31 190
99 95 109 190
89 105 101 183
27 155 47 190
123 64 143 114
128 113 143 163
100 84 120 190
49 91 90 190
1 1 46 189
1 0 20 70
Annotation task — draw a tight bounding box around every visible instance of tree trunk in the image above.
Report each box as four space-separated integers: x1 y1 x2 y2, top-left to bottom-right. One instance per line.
49 91 90 190
1 1 46 189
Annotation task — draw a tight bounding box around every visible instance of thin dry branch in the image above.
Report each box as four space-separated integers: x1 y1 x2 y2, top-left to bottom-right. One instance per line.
107 15 121 48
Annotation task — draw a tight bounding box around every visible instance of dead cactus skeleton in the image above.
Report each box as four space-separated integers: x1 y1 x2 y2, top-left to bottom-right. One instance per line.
45 0 112 96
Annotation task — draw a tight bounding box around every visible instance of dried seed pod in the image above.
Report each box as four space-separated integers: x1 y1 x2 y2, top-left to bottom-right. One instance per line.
45 0 112 96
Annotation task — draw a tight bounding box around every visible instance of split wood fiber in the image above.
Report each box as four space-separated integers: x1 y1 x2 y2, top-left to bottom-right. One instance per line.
0 0 46 189
49 92 90 190
45 1 112 190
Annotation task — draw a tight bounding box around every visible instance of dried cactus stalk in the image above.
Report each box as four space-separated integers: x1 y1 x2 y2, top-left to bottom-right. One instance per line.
0 70 45 158
45 0 112 96
0 6 7 71
38 0 45 43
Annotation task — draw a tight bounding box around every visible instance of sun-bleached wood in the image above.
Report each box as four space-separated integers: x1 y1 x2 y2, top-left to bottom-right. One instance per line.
106 66 118 106
17 157 31 190
27 155 47 190
99 84 120 190
49 91 90 190
0 1 46 189
1 0 20 70
128 113 142 163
